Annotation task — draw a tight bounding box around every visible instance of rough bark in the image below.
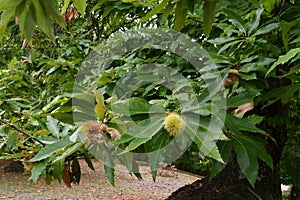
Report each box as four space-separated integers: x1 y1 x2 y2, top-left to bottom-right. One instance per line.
167 150 284 200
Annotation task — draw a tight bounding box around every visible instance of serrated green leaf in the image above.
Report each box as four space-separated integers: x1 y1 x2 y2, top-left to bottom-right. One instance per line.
118 153 142 180
218 40 242 54
184 115 224 163
112 97 152 115
91 144 114 170
208 37 239 45
256 84 300 106
19 7 35 44
248 7 264 35
225 115 273 186
32 0 54 41
81 147 95 171
53 159 65 183
223 8 246 34
203 0 218 36
209 141 233 179
226 114 266 135
91 144 115 186
226 92 257 108
233 136 258 186
121 137 151 154
29 139 74 162
119 116 165 154
73 0 86 15
43 1 65 28
253 22 279 36
232 133 273 186
29 158 50 183
145 132 170 181
51 112 74 125
174 0 188 31
114 133 134 144
72 158 81 184
53 142 83 163
127 116 165 138
46 116 60 138
104 165 115 186
266 47 300 76
141 0 170 23
244 115 264 125
0 9 15 41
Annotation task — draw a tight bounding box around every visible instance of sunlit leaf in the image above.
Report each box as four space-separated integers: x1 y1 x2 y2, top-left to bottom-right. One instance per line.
53 142 83 163
261 0 281 13
29 139 74 162
0 0 23 10
61 0 71 14
248 7 264 35
266 47 300 76
0 10 15 41
141 0 170 23
119 116 165 154
73 0 86 15
46 116 60 138
253 23 279 36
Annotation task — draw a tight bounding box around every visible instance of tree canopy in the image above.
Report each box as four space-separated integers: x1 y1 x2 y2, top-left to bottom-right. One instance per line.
0 0 299 198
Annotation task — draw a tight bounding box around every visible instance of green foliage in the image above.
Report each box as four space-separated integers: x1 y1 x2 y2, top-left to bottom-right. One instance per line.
0 0 300 196
203 0 219 36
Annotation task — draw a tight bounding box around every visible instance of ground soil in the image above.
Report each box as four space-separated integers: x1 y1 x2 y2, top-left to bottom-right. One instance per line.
0 160 200 200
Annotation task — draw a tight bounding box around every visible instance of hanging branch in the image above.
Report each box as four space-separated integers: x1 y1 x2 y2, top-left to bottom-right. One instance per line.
0 119 46 147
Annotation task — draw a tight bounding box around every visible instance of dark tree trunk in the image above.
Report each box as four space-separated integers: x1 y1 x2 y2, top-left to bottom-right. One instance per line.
167 148 284 200
290 186 300 200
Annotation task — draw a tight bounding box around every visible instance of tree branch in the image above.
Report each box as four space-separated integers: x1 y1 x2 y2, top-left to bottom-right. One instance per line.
0 119 46 147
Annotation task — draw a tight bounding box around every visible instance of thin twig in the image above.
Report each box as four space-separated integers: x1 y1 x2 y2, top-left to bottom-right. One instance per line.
247 187 262 200
0 119 46 146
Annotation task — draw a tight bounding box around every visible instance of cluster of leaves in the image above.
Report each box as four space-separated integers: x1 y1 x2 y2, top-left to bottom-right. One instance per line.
0 1 95 186
205 0 300 189
0 0 300 194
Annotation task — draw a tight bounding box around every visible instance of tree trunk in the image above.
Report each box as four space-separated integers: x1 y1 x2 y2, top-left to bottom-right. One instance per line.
167 150 283 200
290 186 300 200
